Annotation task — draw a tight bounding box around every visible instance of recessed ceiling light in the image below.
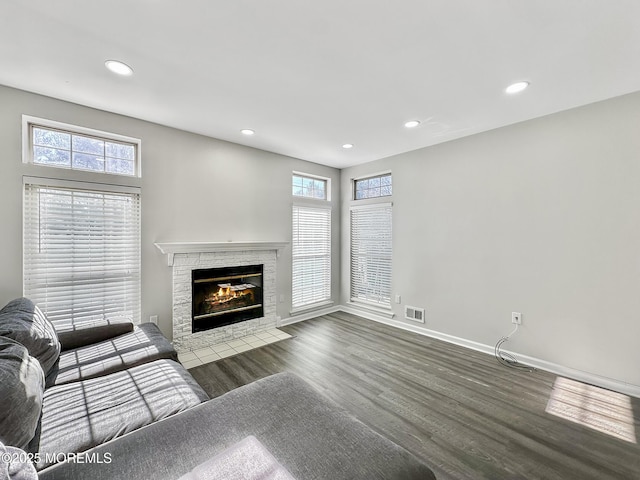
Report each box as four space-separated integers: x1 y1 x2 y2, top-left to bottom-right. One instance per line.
505 81 529 94
104 60 133 76
342 143 354 149
404 120 421 128
241 129 255 135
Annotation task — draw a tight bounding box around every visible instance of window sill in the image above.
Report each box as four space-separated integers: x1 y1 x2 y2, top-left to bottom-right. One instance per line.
290 300 334 316
346 301 395 319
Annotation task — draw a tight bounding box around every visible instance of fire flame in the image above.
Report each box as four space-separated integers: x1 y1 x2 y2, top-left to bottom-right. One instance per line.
216 287 235 299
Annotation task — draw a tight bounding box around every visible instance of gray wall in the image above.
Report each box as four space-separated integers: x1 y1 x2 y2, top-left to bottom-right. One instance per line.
0 85 341 337
3 83 639 389
341 91 640 388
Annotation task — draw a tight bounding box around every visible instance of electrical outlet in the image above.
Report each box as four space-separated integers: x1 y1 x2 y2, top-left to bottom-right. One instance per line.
149 315 158 325
395 294 401 304
511 312 522 325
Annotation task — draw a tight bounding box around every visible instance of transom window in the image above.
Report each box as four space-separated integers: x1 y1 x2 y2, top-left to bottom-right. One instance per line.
23 116 140 177
354 173 392 200
292 173 328 200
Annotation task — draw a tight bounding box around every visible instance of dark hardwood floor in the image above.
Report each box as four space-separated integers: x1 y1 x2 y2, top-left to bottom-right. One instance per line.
189 312 640 480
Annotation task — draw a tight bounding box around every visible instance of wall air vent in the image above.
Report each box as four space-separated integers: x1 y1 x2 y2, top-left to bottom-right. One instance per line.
404 305 425 323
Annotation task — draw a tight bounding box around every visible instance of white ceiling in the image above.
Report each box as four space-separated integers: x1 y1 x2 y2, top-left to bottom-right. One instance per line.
1 1 639 169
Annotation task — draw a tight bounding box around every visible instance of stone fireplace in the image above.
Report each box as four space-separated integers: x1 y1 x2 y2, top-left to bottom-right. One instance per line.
155 241 288 353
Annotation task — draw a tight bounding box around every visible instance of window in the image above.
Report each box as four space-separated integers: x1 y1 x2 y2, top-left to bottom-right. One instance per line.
292 173 328 200
350 203 392 307
23 116 140 177
23 178 141 326
354 173 392 200
292 205 331 309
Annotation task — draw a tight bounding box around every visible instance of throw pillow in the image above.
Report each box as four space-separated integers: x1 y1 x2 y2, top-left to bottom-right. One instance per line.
0 298 61 375
0 336 45 451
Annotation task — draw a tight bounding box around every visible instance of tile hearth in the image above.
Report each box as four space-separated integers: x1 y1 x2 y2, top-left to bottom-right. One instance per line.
177 328 292 369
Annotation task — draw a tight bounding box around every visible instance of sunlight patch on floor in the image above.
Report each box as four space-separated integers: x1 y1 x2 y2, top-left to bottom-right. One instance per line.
546 377 637 444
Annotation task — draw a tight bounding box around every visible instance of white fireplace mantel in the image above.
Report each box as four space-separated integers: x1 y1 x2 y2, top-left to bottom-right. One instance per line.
154 241 289 266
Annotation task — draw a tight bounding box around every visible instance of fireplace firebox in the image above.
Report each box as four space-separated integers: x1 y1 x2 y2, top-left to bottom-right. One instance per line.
191 264 263 332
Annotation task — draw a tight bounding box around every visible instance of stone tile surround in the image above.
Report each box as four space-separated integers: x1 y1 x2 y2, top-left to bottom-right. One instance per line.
170 249 278 353
178 328 292 369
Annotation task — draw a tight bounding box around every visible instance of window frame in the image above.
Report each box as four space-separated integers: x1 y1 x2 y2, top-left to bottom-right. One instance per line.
353 172 392 200
292 171 331 201
22 115 142 178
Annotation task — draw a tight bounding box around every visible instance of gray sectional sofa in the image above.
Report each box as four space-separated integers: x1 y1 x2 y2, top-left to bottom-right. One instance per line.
0 297 208 475
0 297 436 480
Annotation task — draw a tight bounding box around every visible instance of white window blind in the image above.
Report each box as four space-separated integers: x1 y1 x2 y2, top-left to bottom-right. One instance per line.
23 180 141 326
292 205 331 309
350 203 392 307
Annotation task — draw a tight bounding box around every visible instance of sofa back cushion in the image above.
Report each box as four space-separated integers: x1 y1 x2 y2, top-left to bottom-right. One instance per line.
0 298 61 375
0 336 45 450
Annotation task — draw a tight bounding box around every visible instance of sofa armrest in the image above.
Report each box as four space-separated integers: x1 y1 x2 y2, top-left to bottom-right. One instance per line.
55 318 134 351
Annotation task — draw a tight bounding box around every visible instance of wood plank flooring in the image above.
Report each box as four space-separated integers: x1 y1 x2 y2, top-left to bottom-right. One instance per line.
188 312 640 480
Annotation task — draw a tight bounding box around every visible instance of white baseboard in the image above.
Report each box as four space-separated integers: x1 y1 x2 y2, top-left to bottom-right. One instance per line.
339 304 640 398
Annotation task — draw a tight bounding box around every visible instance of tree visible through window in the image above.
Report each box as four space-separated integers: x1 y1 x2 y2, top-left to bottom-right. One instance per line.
24 117 140 177
292 174 327 200
354 173 392 200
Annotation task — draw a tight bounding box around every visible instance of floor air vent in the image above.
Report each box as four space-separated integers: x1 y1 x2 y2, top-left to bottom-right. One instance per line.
405 306 425 323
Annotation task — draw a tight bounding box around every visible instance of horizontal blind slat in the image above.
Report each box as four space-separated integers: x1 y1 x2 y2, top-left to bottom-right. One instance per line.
350 204 392 307
24 182 141 325
292 205 331 308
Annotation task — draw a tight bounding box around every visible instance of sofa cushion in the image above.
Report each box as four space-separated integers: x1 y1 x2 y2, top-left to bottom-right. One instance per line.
37 372 436 480
178 435 296 480
0 298 61 375
0 336 45 450
46 323 178 386
32 359 209 470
